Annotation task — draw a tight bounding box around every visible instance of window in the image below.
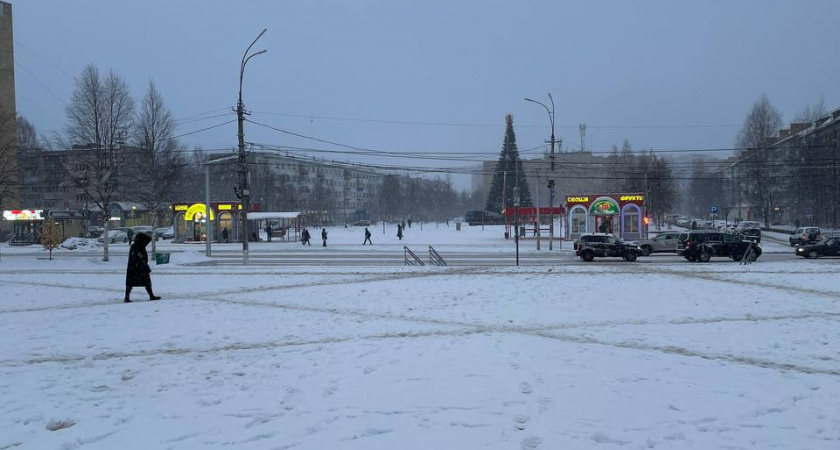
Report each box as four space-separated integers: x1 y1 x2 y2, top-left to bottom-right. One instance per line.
623 213 639 233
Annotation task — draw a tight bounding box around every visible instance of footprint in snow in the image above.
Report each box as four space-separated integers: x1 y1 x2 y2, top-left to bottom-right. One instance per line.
521 436 542 449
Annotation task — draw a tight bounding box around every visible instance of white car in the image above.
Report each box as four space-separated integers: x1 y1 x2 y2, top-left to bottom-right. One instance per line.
98 230 129 244
155 227 174 240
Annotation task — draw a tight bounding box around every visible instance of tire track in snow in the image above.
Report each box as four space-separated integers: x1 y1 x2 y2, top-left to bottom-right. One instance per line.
638 266 840 300
529 330 840 377
0 268 482 315
0 327 483 368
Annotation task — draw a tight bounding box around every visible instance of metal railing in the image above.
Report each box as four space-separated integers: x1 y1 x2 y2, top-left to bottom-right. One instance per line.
404 246 425 266
740 242 758 265
429 246 447 266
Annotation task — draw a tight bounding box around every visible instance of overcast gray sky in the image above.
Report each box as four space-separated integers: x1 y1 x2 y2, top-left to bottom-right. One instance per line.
11 0 840 189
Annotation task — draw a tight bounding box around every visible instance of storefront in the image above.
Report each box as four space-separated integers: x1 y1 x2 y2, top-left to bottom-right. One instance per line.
3 209 44 245
108 202 152 228
171 202 247 243
47 209 87 239
566 194 647 241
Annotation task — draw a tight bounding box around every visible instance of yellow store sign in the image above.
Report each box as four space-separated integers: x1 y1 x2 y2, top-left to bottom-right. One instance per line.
184 203 215 222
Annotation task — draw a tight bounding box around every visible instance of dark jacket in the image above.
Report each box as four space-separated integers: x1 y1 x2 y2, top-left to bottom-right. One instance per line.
321 229 327 240
125 233 152 287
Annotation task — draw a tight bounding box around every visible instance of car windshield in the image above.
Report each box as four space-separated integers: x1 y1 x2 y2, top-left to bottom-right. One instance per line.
737 222 760 229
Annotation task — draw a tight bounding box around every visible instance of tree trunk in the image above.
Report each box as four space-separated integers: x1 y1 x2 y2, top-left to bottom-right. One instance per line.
151 212 158 257
103 219 110 262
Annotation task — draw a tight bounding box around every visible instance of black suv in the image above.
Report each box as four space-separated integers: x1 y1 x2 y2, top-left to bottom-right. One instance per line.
575 233 641 262
677 231 761 262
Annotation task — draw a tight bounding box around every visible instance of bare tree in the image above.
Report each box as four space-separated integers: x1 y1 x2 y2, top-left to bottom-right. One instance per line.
64 63 135 261
0 109 18 212
735 94 782 228
17 115 39 151
793 97 827 123
134 80 184 255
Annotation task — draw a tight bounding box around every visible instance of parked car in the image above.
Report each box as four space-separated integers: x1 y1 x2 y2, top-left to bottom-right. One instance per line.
155 227 174 240
713 220 728 230
789 227 823 247
734 221 762 243
116 227 136 243
98 230 129 244
133 226 154 239
638 231 681 256
677 230 761 262
352 220 371 227
464 210 505 226
574 233 641 262
676 217 692 228
86 226 104 238
795 237 840 258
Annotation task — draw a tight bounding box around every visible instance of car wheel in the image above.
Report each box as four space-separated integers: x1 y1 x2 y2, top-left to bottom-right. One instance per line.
731 254 742 261
581 250 595 262
809 250 819 259
123 238 128 243
641 245 652 257
698 249 711 263
790 242 796 247
624 252 638 262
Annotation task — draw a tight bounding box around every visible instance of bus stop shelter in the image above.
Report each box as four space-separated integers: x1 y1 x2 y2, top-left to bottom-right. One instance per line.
247 212 301 242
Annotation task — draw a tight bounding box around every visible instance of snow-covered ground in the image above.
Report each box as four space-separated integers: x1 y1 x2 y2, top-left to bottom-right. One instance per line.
2 227 840 449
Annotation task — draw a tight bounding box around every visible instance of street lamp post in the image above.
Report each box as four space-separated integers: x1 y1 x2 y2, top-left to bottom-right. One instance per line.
237 29 268 265
525 93 556 250
513 186 520 266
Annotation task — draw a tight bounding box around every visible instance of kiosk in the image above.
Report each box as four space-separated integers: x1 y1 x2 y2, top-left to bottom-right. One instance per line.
566 194 647 241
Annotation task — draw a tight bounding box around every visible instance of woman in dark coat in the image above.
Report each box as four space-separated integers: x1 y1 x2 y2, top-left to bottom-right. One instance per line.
124 233 161 302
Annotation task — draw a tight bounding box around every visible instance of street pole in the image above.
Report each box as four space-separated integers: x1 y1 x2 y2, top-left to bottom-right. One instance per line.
548 179 555 251
237 29 268 265
205 163 212 257
525 93 556 250
535 170 540 250
514 186 520 266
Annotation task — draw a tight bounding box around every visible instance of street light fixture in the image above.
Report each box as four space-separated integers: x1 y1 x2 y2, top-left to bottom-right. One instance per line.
525 93 557 250
237 29 267 264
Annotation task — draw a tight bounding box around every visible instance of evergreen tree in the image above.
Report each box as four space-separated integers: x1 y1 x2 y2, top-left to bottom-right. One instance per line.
485 114 532 212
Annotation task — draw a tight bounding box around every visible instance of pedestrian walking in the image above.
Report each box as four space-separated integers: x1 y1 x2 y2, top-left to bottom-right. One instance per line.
408 218 412 228
124 233 160 303
321 228 328 247
266 224 272 242
397 224 404 240
222 227 229 243
302 228 311 246
363 227 372 245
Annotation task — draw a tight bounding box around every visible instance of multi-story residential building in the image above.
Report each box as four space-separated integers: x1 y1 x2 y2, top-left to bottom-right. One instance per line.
206 150 389 222
731 107 840 227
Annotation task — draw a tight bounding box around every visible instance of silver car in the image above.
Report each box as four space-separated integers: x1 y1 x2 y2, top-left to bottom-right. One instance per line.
638 231 681 256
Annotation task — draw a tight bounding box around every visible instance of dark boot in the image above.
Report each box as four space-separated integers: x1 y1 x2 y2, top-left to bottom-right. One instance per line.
145 284 161 301
124 287 133 303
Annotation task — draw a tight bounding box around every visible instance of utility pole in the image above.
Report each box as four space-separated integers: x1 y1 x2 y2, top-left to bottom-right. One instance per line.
205 163 212 257
525 93 557 250
236 29 267 264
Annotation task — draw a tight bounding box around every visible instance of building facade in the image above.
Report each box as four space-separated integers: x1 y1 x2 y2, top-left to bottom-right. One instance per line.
728 107 840 227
